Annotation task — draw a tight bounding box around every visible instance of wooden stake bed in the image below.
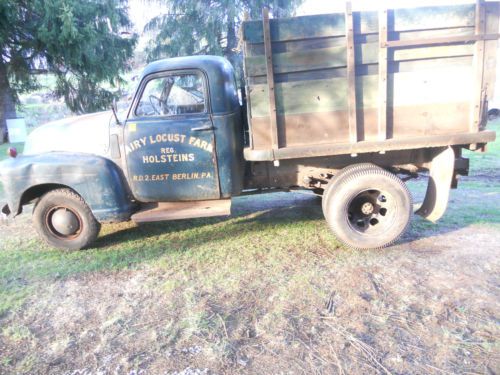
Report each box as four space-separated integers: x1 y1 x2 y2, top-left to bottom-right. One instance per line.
241 1 499 160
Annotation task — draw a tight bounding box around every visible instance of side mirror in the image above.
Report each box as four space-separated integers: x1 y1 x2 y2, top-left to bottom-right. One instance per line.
111 98 122 126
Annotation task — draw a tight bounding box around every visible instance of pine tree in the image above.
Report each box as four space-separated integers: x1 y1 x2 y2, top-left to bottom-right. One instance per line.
0 0 137 143
144 0 302 81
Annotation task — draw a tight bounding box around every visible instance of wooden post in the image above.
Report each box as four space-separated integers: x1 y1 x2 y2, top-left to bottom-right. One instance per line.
262 8 279 150
378 8 388 141
470 0 486 133
345 2 358 144
241 11 253 149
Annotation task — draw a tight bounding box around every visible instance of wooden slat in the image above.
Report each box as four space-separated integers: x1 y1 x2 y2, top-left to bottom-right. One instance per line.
345 2 357 143
470 0 486 132
262 8 279 150
384 33 499 48
392 4 475 32
482 2 500 113
242 11 254 150
378 9 388 140
248 55 474 86
242 4 476 43
249 65 473 118
245 43 474 77
244 13 345 44
244 27 475 57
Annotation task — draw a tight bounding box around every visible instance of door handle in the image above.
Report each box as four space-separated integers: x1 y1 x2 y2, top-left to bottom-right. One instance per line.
191 125 214 131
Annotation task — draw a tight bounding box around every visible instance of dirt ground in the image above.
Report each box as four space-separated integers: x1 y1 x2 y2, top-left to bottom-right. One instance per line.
0 178 499 375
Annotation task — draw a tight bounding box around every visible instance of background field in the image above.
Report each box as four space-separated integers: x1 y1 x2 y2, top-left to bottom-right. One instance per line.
0 121 498 374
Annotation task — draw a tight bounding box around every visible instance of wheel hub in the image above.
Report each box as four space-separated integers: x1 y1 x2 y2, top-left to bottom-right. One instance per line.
361 202 374 215
347 189 395 234
50 208 81 236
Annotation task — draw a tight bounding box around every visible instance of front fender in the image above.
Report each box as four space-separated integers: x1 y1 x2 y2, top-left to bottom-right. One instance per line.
0 152 134 222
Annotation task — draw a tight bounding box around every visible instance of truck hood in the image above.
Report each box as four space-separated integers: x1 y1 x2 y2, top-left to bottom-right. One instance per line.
23 111 113 157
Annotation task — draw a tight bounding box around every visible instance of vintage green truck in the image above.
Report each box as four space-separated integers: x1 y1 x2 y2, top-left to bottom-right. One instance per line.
0 2 498 250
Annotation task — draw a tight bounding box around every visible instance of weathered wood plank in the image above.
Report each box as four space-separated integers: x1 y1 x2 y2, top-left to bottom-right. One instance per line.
244 13 345 43
482 2 500 113
262 8 279 150
250 102 471 149
247 55 474 86
345 2 358 143
245 43 474 77
385 33 498 48
242 4 475 43
249 66 473 117
378 9 388 141
392 4 475 31
470 0 486 132
250 78 350 117
244 27 475 57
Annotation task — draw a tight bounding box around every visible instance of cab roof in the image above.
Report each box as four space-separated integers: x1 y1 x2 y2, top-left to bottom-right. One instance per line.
140 56 239 114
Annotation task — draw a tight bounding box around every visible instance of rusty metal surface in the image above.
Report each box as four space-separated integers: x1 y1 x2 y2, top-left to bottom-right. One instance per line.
0 152 133 222
243 149 434 190
23 111 113 157
416 146 455 222
244 130 496 161
131 199 231 223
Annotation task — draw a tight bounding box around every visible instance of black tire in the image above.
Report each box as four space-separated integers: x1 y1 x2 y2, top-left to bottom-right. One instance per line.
322 166 412 250
33 188 101 250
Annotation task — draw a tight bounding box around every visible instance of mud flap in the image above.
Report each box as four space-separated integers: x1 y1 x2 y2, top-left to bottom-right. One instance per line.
1 203 10 223
416 146 455 222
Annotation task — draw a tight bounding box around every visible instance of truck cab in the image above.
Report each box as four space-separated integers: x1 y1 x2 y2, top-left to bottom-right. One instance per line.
118 56 245 202
0 56 246 249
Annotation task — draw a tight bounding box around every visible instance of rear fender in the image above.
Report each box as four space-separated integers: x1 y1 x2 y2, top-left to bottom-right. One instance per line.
0 152 134 222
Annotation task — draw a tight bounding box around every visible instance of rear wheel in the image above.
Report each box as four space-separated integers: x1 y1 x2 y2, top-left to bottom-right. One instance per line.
33 189 101 250
322 166 412 250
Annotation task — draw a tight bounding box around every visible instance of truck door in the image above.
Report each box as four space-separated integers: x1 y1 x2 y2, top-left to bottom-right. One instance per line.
124 70 220 202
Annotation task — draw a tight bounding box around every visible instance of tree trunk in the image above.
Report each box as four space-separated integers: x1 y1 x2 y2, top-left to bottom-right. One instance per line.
225 20 244 91
0 60 17 144
225 20 238 67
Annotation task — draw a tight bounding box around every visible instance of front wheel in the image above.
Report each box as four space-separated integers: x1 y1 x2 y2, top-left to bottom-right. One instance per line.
322 166 412 250
33 189 101 250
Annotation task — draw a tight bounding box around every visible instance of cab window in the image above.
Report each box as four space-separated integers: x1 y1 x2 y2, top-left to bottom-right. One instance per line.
135 73 205 117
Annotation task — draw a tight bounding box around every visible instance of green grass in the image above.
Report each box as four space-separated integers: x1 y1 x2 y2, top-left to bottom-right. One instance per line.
0 198 344 315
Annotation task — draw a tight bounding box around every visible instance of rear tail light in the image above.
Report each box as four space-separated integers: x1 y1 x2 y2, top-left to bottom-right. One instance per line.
7 147 17 158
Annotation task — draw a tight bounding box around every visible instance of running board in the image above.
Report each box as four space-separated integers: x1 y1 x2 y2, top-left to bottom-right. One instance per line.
131 199 231 223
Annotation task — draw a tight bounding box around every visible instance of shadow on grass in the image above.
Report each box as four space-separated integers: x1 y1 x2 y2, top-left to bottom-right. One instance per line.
94 185 499 257
0 193 329 300
94 193 324 250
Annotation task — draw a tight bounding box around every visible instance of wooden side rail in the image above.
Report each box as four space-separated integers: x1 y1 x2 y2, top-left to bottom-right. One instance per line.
262 8 280 152
345 2 358 144
384 33 499 48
